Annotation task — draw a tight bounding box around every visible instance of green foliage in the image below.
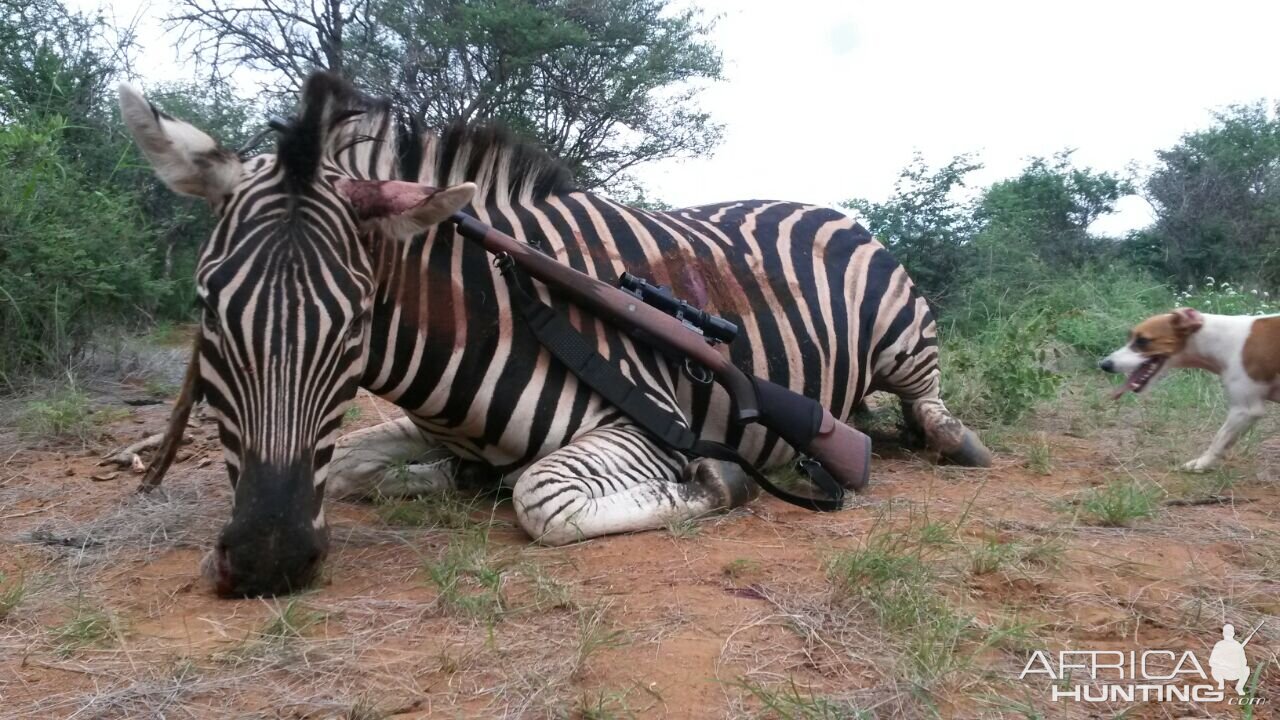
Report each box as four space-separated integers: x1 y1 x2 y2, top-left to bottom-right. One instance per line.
20 385 127 440
825 525 974 687
377 487 482 530
257 599 326 643
50 600 119 655
976 151 1131 266
1138 102 1280 288
424 529 510 621
734 677 869 720
1174 277 1280 316
941 314 1061 426
1076 480 1162 527
0 0 135 183
968 538 1019 576
176 0 723 193
0 119 165 380
0 572 25 621
843 153 982 307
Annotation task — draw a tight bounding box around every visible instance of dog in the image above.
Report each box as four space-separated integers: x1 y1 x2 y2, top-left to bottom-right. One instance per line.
1099 308 1279 472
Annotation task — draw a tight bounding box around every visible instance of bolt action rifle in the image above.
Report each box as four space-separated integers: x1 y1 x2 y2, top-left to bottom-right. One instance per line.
448 213 871 511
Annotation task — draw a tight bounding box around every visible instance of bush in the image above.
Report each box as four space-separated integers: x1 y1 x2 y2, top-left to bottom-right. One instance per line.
941 313 1062 426
1174 277 1279 316
0 117 165 382
20 386 126 441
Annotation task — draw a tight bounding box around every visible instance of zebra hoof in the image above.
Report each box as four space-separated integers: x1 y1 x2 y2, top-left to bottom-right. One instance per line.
684 458 760 508
941 429 993 468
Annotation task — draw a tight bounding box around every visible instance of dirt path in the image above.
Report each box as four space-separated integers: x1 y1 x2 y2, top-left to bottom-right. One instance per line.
1 380 1278 719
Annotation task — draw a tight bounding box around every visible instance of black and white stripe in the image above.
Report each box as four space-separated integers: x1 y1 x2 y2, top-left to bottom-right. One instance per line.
124 73 985 594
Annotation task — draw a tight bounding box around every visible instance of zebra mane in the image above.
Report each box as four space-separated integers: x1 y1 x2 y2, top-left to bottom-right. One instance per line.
408 122 579 204
283 72 577 201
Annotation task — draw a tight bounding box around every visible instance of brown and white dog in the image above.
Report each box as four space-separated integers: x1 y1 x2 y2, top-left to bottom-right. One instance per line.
1100 308 1280 471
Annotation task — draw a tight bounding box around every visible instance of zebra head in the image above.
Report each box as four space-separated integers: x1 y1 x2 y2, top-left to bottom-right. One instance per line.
119 74 475 597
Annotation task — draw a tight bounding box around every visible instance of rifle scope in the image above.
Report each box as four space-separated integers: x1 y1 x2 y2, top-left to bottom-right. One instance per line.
618 272 739 346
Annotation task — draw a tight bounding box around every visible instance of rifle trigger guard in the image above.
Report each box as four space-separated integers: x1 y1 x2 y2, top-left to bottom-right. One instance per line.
494 252 514 274
683 359 713 385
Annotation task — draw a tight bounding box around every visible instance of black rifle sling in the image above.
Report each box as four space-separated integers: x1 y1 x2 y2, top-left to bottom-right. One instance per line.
496 254 844 513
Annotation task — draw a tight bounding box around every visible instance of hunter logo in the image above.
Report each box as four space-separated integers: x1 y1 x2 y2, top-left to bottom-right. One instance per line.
1020 623 1267 705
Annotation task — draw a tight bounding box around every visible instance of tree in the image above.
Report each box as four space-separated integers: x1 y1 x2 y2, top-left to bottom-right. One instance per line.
975 151 1130 268
170 0 723 192
0 0 139 181
0 118 164 380
169 0 377 86
842 153 982 307
1138 102 1280 288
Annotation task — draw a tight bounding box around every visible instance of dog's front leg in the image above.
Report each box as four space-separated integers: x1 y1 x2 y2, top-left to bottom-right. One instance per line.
1183 403 1265 472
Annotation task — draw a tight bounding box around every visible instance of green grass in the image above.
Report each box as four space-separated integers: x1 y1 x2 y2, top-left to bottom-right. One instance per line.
219 599 327 665
826 542 926 597
20 387 127 441
564 685 663 720
257 599 326 643
1024 434 1053 476
571 603 627 679
825 524 974 687
142 376 179 399
524 562 576 611
346 696 388 720
664 515 702 539
722 558 760 580
1076 479 1162 527
341 405 363 427
734 677 870 720
1018 536 1066 569
968 538 1019 576
916 521 957 548
145 321 196 347
50 601 119 655
940 312 1062 427
377 488 482 530
0 572 26 621
424 528 511 621
1174 467 1239 500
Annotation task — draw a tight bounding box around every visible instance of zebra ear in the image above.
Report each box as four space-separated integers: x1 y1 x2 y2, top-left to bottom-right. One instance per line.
118 83 242 202
336 179 476 237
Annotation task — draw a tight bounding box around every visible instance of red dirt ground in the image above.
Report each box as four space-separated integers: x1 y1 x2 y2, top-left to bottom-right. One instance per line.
1 382 1277 719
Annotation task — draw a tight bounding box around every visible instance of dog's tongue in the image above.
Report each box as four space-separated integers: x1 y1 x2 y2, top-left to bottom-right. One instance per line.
1110 367 1146 400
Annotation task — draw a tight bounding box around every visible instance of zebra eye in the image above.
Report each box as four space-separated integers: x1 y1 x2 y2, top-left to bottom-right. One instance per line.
345 312 369 341
198 298 219 331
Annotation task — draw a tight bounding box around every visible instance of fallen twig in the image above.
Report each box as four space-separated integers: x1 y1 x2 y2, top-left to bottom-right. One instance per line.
101 432 192 468
1164 495 1254 507
0 501 68 520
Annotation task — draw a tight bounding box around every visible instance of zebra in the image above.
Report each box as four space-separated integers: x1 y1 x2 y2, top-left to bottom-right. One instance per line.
119 72 990 597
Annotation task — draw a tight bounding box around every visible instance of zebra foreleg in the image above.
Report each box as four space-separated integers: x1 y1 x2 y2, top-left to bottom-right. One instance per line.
512 424 757 546
326 417 458 499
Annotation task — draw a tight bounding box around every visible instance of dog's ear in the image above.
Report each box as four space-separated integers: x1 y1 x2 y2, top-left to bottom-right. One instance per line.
1171 307 1204 334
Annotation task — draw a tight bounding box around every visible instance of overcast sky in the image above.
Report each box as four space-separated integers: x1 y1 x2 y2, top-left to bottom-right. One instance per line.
631 0 1279 235
103 0 1279 235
